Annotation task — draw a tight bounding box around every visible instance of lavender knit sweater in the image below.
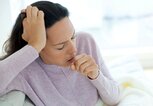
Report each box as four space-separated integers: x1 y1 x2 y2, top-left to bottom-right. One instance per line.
0 32 120 106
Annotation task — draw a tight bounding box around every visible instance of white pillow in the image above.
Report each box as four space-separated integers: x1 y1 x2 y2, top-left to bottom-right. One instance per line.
106 56 144 79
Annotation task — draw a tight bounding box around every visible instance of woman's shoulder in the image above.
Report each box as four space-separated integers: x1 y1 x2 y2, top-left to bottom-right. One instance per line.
76 31 96 46
75 31 97 54
76 31 94 41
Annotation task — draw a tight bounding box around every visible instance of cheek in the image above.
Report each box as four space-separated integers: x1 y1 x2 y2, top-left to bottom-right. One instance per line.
41 47 56 59
47 49 67 60
56 51 67 59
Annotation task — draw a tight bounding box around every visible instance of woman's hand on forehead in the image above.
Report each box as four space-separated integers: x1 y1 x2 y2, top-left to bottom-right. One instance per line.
21 6 46 53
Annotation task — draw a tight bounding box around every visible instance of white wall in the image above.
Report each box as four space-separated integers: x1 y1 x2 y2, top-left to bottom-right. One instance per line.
0 0 12 55
0 0 152 69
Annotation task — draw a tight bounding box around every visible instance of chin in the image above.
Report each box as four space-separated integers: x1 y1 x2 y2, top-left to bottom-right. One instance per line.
60 62 71 67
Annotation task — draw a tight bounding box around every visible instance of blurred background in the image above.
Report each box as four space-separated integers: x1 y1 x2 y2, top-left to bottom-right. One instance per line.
0 0 153 71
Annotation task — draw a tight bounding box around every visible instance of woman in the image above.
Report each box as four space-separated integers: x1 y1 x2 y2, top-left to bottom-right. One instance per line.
0 1 120 106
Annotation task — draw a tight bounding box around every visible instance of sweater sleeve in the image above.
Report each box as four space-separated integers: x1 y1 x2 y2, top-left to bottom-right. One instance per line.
0 45 39 94
76 32 120 106
90 71 120 105
89 36 120 106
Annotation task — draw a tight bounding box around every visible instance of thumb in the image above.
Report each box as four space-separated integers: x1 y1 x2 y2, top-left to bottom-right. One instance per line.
70 63 76 71
21 32 28 42
22 18 28 41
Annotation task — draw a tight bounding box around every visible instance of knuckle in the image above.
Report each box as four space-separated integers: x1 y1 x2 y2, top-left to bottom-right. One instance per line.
75 60 79 66
32 6 38 9
39 10 44 14
80 65 84 71
84 67 88 73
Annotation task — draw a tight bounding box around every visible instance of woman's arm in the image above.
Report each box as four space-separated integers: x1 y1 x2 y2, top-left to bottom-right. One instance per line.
0 45 38 93
87 35 120 105
0 6 46 94
74 32 120 106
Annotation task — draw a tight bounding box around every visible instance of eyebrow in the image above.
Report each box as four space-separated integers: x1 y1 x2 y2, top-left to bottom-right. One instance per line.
53 30 75 46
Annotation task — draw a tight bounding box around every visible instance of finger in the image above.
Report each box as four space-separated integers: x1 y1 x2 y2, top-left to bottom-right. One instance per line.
84 65 97 75
31 6 39 19
38 10 44 20
73 54 86 70
74 54 85 61
79 60 92 73
26 5 32 19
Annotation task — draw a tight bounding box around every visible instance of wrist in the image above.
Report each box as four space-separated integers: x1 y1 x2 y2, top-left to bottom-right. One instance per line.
88 69 100 80
28 43 43 53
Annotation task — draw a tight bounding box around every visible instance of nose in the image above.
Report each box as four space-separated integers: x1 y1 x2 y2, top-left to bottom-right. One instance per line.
68 40 77 55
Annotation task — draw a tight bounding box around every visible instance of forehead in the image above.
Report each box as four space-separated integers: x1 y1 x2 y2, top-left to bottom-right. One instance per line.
46 17 74 45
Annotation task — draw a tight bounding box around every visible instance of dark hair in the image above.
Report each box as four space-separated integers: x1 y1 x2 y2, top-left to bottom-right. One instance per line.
0 1 69 60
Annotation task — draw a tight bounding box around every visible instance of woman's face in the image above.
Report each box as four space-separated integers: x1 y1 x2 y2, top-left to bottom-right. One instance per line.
40 17 77 67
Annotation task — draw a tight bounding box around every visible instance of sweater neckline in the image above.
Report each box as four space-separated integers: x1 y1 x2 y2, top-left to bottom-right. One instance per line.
36 57 70 74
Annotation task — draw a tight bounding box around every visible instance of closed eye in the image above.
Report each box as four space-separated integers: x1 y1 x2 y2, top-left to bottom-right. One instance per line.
55 31 76 50
57 44 65 50
56 36 75 50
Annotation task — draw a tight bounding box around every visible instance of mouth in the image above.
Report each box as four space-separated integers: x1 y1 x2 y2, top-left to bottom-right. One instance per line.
67 57 75 63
